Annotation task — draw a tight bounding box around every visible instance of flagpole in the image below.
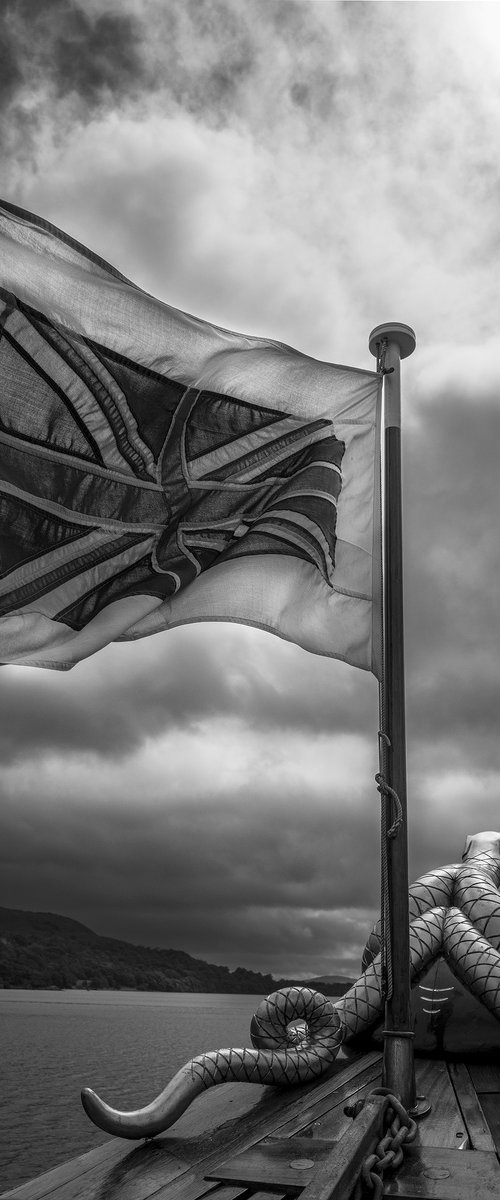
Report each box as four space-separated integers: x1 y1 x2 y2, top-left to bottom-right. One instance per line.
369 322 416 1112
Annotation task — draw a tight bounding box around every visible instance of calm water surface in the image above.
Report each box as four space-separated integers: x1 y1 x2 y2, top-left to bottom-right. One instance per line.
0 990 262 1192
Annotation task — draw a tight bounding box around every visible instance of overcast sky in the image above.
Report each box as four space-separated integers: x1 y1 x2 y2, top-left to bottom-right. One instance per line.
1 0 499 980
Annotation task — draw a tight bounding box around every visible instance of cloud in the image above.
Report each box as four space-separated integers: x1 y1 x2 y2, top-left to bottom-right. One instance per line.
0 624 378 762
3 658 497 978
403 391 500 767
4 0 500 365
2 0 146 110
1 0 500 978
408 763 500 884
0 728 380 975
2 737 495 976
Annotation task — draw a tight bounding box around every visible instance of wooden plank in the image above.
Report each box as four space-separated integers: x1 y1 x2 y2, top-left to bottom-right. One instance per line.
1 1092 260 1200
206 1138 338 1194
264 1058 382 1140
296 1092 391 1200
384 1144 500 1199
0 1053 380 1200
0 1138 197 1200
0 1141 128 1200
150 1057 383 1200
0 1079 295 1200
413 1059 468 1148
468 1061 500 1093
201 1190 248 1200
249 1192 288 1200
207 1095 392 1200
474 1094 500 1157
281 1068 382 1144
1 1152 215 1200
447 1062 497 1152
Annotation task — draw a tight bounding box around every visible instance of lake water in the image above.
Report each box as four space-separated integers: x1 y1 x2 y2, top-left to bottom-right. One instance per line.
0 989 263 1192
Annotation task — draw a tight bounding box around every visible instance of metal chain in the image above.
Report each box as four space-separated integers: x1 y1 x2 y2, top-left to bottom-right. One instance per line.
353 1088 417 1198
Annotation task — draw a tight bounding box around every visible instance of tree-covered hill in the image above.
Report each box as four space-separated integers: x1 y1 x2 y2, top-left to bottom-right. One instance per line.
0 907 354 995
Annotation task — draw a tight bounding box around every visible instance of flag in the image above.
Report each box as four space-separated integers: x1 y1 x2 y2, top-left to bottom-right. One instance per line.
0 200 382 675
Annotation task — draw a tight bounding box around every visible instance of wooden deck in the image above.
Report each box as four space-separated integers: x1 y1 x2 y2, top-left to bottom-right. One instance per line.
3 1052 500 1200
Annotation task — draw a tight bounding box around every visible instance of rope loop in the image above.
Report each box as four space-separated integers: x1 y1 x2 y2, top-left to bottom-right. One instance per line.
375 337 388 376
376 725 393 999
375 773 403 838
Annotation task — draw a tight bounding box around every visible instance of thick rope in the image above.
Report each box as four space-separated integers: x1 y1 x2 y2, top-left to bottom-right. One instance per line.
375 772 403 839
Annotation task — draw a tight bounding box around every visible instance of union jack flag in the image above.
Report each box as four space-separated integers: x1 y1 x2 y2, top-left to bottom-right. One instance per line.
0 201 381 673
0 290 344 624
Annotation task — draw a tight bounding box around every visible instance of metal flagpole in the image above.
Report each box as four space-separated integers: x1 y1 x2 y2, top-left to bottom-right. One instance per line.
368 323 420 1113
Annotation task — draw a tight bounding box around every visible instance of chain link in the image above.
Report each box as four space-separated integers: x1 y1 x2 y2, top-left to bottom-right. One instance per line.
352 1088 417 1197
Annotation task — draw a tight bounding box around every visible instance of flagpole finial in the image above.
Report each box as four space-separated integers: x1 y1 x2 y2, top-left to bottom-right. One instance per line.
368 323 416 360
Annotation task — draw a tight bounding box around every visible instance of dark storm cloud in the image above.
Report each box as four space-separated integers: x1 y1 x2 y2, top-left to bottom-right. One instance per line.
0 0 256 153
51 9 144 106
0 0 148 171
404 392 500 762
0 632 378 764
2 736 491 978
0 0 458 166
0 775 381 975
0 19 23 105
4 0 498 364
2 741 491 977
2 0 145 107
2 0 500 983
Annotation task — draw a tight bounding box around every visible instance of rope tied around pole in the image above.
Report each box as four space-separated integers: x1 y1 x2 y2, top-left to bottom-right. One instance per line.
374 336 395 376
376 728 401 1001
375 772 403 839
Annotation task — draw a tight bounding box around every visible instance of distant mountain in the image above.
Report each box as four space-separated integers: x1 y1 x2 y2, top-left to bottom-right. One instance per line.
312 973 356 988
0 907 354 995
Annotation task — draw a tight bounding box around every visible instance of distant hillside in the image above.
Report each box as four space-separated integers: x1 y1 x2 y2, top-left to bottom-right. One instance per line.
0 907 354 995
312 973 356 989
